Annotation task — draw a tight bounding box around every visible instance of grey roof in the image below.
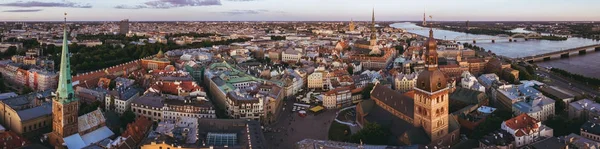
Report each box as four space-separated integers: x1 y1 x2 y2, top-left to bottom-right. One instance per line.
513 95 554 114
370 84 414 118
109 87 140 101
479 130 514 146
528 137 566 149
0 92 18 100
449 87 486 105
132 94 164 108
581 119 600 135
569 99 600 114
17 102 52 121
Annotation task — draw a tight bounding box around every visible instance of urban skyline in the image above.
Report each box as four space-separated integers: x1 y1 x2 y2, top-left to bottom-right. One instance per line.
1 0 600 21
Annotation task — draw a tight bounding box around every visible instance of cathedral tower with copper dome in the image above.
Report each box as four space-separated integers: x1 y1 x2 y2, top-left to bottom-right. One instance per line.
412 27 450 142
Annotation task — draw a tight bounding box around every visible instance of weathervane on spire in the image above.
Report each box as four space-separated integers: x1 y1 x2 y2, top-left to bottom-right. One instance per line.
429 15 433 28
64 12 67 23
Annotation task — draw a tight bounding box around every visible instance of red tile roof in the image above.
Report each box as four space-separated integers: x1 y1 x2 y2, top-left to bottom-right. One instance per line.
0 131 28 149
149 80 202 95
504 114 540 137
121 117 152 145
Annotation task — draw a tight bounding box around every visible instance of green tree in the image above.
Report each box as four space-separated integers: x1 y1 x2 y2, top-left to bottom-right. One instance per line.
469 110 513 139
119 110 137 129
0 77 5 92
21 86 34 94
4 46 17 57
545 116 585 136
362 83 375 99
109 79 117 90
350 122 390 145
347 65 354 75
394 45 405 54
79 101 102 116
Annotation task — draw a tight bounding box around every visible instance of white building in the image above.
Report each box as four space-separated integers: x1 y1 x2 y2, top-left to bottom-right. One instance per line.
225 91 264 120
130 95 165 122
461 71 485 92
282 49 302 62
105 87 140 115
323 87 352 109
501 114 553 147
512 95 555 122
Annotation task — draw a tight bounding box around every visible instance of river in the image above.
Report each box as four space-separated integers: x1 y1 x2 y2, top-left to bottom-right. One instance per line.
390 22 600 79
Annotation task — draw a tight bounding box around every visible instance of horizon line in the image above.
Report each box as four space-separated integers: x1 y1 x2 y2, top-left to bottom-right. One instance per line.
2 20 600 22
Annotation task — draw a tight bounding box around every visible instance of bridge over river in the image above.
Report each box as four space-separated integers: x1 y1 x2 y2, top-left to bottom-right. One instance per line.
516 44 600 63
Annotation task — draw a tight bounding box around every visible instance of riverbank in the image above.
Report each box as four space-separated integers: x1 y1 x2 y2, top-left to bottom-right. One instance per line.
415 23 567 41
392 22 600 81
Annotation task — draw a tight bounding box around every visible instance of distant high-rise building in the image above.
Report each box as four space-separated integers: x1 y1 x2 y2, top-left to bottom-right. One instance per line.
119 19 129 35
423 12 427 26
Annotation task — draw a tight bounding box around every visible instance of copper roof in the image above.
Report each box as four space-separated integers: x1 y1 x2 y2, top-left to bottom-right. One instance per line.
416 69 448 93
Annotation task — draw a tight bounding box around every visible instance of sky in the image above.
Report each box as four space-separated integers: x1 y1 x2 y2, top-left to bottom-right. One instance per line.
0 0 599 21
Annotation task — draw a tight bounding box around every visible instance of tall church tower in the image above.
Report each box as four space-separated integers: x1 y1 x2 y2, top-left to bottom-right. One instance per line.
369 8 377 46
412 27 449 142
49 13 80 147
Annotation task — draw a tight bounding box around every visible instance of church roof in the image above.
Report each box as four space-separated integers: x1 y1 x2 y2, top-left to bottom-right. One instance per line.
363 103 426 146
370 84 414 118
78 109 106 133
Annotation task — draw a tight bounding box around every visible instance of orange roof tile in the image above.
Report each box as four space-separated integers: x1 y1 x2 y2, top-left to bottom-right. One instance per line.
504 114 540 137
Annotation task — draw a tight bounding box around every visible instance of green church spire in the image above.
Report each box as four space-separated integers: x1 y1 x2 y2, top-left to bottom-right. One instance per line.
55 13 76 104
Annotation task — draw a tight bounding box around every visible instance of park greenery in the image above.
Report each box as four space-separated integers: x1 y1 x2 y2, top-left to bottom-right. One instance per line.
567 24 600 40
270 35 286 41
328 121 351 142
440 27 567 41
469 110 513 139
349 122 391 145
511 64 537 81
362 83 375 99
79 101 102 116
29 34 250 75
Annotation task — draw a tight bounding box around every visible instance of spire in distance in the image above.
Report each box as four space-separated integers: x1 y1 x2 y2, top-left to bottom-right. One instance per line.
56 12 76 104
370 7 376 40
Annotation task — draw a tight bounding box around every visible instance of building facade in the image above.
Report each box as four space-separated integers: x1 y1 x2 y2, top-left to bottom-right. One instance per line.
394 72 418 92
323 87 352 109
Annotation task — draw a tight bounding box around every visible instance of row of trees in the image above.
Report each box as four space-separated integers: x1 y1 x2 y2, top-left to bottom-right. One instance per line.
34 35 250 74
551 68 600 88
511 64 537 81
270 36 286 41
469 110 513 139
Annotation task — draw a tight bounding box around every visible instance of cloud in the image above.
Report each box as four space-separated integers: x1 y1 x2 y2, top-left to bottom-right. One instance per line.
116 0 221 9
0 1 92 8
114 5 148 9
226 0 260 1
3 9 43 12
221 9 269 15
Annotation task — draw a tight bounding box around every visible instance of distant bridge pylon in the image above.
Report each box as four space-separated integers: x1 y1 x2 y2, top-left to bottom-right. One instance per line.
453 33 542 43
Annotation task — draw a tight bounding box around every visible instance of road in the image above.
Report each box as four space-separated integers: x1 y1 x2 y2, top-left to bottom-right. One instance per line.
536 68 599 97
503 57 599 98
